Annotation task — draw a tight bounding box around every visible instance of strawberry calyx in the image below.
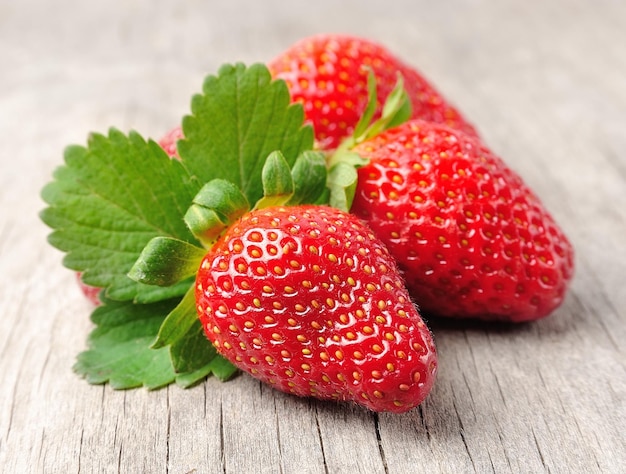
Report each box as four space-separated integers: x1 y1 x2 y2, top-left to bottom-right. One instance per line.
336 68 412 153
185 179 251 248
185 150 328 246
325 70 412 211
127 238 208 288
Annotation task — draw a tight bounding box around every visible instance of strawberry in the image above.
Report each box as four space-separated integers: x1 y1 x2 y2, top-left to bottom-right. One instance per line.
268 34 477 150
349 120 575 322
157 125 183 158
195 204 437 412
76 272 101 306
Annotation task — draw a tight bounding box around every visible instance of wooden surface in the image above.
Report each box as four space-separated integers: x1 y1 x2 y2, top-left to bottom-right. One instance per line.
1 0 625 472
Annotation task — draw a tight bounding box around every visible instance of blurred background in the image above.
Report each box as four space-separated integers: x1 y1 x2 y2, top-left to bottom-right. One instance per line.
5 0 624 157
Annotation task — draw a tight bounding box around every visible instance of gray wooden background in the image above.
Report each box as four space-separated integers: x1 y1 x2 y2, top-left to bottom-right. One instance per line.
1 0 625 472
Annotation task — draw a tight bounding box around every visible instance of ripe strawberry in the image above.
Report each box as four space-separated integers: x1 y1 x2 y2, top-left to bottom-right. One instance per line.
350 120 575 322
76 272 101 306
195 205 437 412
157 125 183 158
268 34 477 150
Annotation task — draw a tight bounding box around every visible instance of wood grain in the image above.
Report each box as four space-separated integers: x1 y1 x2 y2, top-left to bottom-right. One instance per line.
1 0 625 472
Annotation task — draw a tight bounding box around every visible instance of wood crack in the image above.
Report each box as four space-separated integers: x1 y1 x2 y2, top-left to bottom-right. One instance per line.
373 413 389 474
459 430 477 473
531 428 549 473
314 406 329 474
165 387 171 474
77 428 84 474
116 432 123 474
452 391 479 473
417 405 432 443
273 397 284 474
219 402 226 474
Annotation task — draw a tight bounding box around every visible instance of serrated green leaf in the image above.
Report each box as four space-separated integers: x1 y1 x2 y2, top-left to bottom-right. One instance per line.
41 129 200 302
74 298 180 389
254 151 294 209
175 352 238 387
178 63 314 205
287 151 328 206
175 364 214 388
74 296 235 389
129 237 206 287
151 286 198 349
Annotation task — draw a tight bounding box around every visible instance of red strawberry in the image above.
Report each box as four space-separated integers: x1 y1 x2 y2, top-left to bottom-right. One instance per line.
268 34 477 150
76 272 101 306
195 205 437 412
157 125 183 158
350 120 574 322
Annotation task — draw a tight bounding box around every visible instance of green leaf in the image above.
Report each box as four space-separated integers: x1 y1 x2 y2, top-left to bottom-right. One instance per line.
152 287 238 387
184 179 250 247
128 237 206 287
65 278 191 306
288 151 328 206
171 320 237 387
381 74 412 129
330 70 412 168
190 179 251 222
178 63 314 205
40 129 200 302
151 286 198 349
323 73 412 214
74 298 180 389
254 151 295 209
327 162 359 213
171 320 217 375
74 296 236 389
366 73 412 137
133 280 194 305
206 356 239 381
